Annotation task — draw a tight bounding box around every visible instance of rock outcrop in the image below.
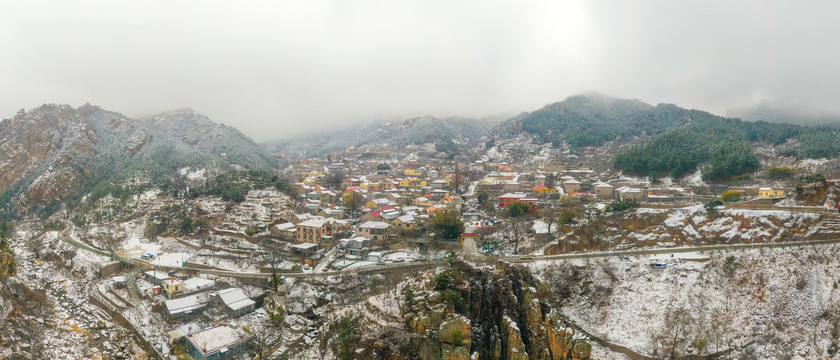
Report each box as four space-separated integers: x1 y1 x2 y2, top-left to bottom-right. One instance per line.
400 262 592 360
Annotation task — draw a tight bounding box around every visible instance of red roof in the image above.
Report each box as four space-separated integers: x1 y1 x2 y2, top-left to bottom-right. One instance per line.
368 210 382 218
532 186 548 191
380 205 395 211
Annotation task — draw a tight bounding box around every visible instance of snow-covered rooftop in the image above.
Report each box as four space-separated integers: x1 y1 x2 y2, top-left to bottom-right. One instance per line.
215 288 256 311
183 277 215 291
187 325 250 355
275 222 295 231
359 221 390 229
298 218 327 228
165 294 208 315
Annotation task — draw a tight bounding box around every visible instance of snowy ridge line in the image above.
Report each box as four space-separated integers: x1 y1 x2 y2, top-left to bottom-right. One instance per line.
505 238 840 263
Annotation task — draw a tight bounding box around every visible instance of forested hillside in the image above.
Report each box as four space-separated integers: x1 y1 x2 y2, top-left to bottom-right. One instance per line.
504 93 840 181
504 93 689 148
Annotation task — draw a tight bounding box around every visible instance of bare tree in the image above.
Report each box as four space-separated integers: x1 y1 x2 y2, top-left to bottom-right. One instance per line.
343 191 364 218
260 239 285 291
541 207 559 239
103 229 122 260
507 200 532 252
26 236 42 259
649 307 695 360
451 164 463 194
508 216 531 253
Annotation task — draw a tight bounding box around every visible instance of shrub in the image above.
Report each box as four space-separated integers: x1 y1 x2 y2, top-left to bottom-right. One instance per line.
800 173 827 185
767 166 795 179
605 199 639 213
721 190 741 203
434 272 451 291
404 288 415 307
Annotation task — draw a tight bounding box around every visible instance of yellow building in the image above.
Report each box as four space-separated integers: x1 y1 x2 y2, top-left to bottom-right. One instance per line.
759 187 786 198
403 169 422 176
460 233 480 247
162 278 183 299
399 179 426 188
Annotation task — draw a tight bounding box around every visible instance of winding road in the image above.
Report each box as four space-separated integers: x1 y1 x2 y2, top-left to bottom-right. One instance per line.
51 212 840 281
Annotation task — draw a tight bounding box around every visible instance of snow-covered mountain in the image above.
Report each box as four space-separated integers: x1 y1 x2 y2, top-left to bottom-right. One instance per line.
0 104 276 215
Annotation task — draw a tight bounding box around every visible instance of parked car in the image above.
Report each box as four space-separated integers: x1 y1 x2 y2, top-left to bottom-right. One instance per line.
393 257 406 263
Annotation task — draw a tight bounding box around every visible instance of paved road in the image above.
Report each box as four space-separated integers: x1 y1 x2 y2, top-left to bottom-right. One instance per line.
503 237 840 263
49 217 840 279
53 220 443 279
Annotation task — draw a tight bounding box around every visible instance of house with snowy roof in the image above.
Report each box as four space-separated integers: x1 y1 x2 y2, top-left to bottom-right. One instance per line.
182 277 216 296
212 288 256 317
295 217 336 243
162 278 183 299
759 187 786 198
357 221 392 241
616 186 644 201
593 182 615 200
562 179 581 194
342 177 362 189
185 325 253 360
144 270 170 285
392 214 418 231
163 293 209 320
339 236 370 258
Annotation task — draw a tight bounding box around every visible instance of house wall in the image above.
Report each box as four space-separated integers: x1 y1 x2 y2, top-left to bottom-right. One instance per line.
595 188 614 199
296 225 324 243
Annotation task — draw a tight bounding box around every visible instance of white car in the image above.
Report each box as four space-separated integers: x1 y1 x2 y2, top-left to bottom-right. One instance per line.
393 257 406 263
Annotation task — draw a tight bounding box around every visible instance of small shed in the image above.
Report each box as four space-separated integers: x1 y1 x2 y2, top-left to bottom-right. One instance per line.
144 270 169 285
212 288 256 317
163 294 209 320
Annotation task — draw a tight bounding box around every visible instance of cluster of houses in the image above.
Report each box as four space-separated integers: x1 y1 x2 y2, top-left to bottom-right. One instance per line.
282 154 796 268
143 270 259 320
138 270 261 359
278 164 471 264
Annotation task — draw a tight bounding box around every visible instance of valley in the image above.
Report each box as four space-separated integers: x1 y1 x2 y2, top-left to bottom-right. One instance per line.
1 95 840 360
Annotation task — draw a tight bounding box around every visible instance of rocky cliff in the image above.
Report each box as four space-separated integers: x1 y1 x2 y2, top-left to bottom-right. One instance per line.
0 104 276 215
321 262 594 360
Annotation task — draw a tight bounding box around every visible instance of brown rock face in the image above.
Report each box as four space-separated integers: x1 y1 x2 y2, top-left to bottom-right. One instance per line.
399 263 593 360
0 103 274 215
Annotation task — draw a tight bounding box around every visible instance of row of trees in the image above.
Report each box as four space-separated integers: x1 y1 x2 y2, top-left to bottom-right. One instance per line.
191 170 288 202
766 166 795 179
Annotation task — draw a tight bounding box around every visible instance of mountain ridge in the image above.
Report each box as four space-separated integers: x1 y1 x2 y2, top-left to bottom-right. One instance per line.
267 115 503 157
0 103 277 216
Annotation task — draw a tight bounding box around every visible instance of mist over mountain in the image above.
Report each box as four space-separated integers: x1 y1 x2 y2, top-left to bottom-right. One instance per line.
727 102 840 128
267 115 504 157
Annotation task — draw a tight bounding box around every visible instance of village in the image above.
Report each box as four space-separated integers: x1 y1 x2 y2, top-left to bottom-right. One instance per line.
27 142 838 360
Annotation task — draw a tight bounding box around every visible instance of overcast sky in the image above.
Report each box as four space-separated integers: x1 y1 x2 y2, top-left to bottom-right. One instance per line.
2 1 839 141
